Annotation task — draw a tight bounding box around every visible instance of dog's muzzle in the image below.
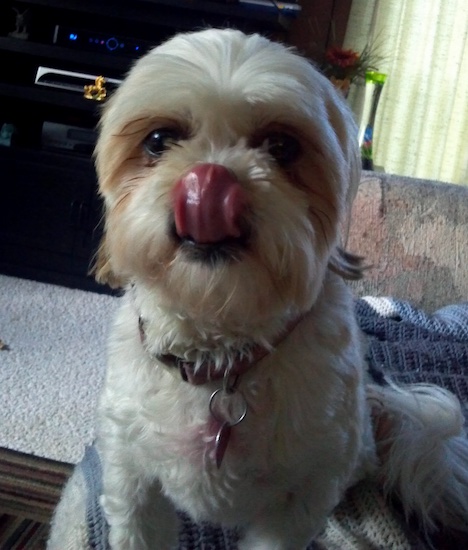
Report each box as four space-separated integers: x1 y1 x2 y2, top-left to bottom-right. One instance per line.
172 164 249 261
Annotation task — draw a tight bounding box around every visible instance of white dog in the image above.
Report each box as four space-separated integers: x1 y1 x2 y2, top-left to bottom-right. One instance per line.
87 29 467 549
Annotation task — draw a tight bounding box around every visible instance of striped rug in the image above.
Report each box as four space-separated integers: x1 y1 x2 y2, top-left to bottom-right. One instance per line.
0 447 73 549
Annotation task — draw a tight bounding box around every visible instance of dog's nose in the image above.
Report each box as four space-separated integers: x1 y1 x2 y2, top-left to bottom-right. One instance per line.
173 163 247 244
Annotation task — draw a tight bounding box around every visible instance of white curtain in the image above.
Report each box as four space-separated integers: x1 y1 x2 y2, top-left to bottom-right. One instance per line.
344 0 468 185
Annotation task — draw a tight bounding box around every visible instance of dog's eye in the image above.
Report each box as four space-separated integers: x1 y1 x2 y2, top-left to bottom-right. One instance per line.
264 133 301 166
143 128 181 158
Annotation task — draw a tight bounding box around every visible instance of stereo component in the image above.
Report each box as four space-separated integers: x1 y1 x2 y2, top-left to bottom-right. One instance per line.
34 66 121 94
42 121 96 153
53 25 151 57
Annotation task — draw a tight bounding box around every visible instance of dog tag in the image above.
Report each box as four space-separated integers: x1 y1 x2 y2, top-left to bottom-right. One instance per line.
209 383 247 469
215 422 232 468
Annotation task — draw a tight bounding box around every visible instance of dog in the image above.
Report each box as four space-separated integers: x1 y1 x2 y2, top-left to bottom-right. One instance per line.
88 29 468 549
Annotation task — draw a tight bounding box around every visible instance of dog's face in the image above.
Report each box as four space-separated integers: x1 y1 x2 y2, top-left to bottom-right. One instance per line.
95 29 360 327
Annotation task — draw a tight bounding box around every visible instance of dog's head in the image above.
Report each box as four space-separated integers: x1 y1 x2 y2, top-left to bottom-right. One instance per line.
94 29 360 327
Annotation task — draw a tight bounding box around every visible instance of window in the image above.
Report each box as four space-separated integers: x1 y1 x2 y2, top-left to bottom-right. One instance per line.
345 0 468 184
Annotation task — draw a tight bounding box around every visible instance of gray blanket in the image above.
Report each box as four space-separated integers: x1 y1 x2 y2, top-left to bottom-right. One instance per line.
80 297 468 549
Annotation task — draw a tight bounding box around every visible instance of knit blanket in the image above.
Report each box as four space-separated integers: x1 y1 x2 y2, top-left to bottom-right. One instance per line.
56 297 468 549
357 296 468 423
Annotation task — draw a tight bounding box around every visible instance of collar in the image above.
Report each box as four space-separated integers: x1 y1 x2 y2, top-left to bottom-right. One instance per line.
138 314 304 386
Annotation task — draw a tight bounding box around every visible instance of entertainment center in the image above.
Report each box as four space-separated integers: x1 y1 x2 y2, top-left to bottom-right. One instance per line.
0 0 348 293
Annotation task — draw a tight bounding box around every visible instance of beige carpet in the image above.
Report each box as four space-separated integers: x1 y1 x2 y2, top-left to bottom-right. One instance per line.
0 275 118 464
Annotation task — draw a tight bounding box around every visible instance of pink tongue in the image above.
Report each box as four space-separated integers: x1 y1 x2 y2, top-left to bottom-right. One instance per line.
173 164 247 244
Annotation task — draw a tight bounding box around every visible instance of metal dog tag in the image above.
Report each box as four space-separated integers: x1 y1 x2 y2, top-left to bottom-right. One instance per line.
209 382 248 469
215 422 232 468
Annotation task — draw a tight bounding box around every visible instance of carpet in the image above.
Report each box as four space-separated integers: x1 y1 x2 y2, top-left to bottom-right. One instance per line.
0 274 118 464
0 446 73 549
0 274 114 546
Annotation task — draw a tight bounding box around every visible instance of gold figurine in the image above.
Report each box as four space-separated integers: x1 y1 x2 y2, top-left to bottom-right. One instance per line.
84 76 107 101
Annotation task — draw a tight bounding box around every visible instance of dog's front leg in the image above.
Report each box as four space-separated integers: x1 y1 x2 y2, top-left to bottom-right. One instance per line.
238 488 331 550
101 463 178 550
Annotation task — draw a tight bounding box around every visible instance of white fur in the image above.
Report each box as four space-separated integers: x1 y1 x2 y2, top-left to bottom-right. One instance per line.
93 29 468 549
369 383 468 532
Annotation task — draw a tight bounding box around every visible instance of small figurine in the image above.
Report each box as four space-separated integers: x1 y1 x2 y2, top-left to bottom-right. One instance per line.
9 8 30 40
84 76 107 101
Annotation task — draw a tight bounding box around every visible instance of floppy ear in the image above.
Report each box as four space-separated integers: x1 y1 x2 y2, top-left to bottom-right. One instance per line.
328 248 365 281
325 87 365 280
89 95 129 290
89 232 125 289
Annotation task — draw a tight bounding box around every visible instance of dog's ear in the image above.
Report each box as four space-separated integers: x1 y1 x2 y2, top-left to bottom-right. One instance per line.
328 247 366 280
324 86 365 280
89 233 124 289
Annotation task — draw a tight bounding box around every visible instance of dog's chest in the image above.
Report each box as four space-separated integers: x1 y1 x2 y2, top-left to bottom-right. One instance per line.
132 366 345 479
107 309 362 473
161 381 286 471
103 295 367 520
144 371 361 526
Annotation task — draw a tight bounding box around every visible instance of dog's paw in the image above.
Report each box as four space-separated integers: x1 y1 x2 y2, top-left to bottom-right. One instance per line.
108 527 143 550
238 530 311 550
108 527 176 550
238 540 309 550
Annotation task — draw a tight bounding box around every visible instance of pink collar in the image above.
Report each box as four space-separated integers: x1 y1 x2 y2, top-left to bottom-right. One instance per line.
138 314 304 385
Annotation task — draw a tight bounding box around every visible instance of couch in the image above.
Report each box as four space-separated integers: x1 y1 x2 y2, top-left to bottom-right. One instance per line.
348 171 468 312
